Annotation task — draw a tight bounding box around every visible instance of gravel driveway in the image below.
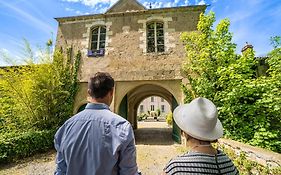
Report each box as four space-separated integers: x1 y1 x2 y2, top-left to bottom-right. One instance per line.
0 122 186 175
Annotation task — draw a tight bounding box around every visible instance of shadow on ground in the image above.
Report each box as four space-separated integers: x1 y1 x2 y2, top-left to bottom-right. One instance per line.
134 127 174 145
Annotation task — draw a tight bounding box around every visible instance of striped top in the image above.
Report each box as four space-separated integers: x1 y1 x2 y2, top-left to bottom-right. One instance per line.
164 150 239 175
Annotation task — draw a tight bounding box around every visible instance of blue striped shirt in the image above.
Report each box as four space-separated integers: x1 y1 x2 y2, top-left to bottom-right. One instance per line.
54 103 138 175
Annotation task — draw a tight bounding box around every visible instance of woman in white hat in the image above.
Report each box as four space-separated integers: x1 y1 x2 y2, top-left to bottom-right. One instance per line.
163 97 239 175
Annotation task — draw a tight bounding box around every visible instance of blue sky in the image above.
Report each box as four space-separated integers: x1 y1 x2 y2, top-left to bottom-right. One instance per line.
0 0 280 65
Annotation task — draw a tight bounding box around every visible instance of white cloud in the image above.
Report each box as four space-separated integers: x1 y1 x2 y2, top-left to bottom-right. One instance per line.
164 2 172 8
143 2 163 9
76 10 83 15
184 0 190 5
198 0 206 5
65 7 75 11
62 0 118 7
0 48 9 54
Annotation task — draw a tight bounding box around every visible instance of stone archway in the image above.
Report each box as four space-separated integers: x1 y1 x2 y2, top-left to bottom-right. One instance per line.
127 84 173 128
115 80 183 142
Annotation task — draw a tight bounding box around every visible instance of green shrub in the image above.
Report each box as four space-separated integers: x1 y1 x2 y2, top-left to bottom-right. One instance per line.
0 130 56 164
137 113 148 121
0 44 81 131
166 112 173 126
156 109 161 117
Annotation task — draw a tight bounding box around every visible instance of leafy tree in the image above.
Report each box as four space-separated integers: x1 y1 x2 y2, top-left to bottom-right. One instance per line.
181 12 236 101
181 12 281 152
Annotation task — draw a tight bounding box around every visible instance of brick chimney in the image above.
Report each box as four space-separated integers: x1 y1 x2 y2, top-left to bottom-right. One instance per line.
241 42 253 53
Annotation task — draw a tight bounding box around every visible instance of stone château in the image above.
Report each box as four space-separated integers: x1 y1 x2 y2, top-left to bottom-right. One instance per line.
55 0 206 141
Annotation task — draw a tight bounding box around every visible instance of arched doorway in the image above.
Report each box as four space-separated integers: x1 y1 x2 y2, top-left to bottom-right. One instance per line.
117 84 181 143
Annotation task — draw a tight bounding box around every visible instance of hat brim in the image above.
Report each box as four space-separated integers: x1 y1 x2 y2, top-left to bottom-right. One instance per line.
173 104 223 141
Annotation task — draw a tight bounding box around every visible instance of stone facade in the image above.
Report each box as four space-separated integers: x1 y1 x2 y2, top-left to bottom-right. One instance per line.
55 4 205 82
55 0 205 133
137 96 171 116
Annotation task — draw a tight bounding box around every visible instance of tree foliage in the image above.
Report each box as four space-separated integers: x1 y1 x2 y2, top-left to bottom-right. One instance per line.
181 12 281 152
0 43 81 132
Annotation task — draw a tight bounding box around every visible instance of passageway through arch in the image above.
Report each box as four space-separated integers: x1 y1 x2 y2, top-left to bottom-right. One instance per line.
117 83 181 143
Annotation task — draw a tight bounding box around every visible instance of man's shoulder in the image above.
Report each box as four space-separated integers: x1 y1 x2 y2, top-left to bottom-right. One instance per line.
80 109 130 127
105 111 131 129
60 109 131 131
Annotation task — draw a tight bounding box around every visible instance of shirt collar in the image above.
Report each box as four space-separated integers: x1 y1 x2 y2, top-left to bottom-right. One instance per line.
85 103 110 110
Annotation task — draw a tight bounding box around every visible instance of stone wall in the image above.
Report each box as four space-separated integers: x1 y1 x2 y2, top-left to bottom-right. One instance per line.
219 139 281 168
55 6 205 82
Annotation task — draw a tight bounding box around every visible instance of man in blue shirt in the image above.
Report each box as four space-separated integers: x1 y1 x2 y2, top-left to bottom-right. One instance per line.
54 72 139 175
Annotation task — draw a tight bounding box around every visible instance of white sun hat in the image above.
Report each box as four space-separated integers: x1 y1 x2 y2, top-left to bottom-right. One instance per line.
173 97 223 141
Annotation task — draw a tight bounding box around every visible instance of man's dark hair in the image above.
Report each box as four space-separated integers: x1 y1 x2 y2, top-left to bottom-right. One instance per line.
88 72 114 98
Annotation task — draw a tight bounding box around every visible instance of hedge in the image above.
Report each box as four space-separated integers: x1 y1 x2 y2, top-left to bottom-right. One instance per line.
0 129 56 164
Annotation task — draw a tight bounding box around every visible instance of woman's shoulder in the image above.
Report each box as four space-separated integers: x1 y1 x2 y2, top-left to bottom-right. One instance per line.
165 151 214 165
166 149 232 165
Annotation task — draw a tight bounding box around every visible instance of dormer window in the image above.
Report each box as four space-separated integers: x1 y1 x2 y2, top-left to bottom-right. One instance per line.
88 26 106 57
147 22 164 53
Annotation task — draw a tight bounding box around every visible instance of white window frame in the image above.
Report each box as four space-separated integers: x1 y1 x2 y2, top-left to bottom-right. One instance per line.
146 22 165 53
151 105 155 111
140 105 144 113
90 26 106 51
161 105 165 113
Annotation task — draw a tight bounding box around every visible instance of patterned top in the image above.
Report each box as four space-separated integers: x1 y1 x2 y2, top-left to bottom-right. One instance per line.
164 150 239 175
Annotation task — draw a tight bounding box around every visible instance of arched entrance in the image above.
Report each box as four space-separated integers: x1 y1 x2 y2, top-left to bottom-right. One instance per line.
117 83 181 143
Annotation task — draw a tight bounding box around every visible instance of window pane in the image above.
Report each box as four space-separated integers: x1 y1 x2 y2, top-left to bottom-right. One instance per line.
157 38 164 45
91 42 98 50
147 37 155 53
147 30 155 38
100 27 106 33
156 23 163 29
100 33 106 41
157 45 164 52
92 34 98 42
161 105 165 112
99 41 105 49
156 29 164 37
147 45 155 53
147 38 155 45
140 105 144 113
92 28 99 34
147 23 154 29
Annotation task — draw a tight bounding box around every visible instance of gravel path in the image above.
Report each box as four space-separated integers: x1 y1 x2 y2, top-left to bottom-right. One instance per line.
0 122 186 175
